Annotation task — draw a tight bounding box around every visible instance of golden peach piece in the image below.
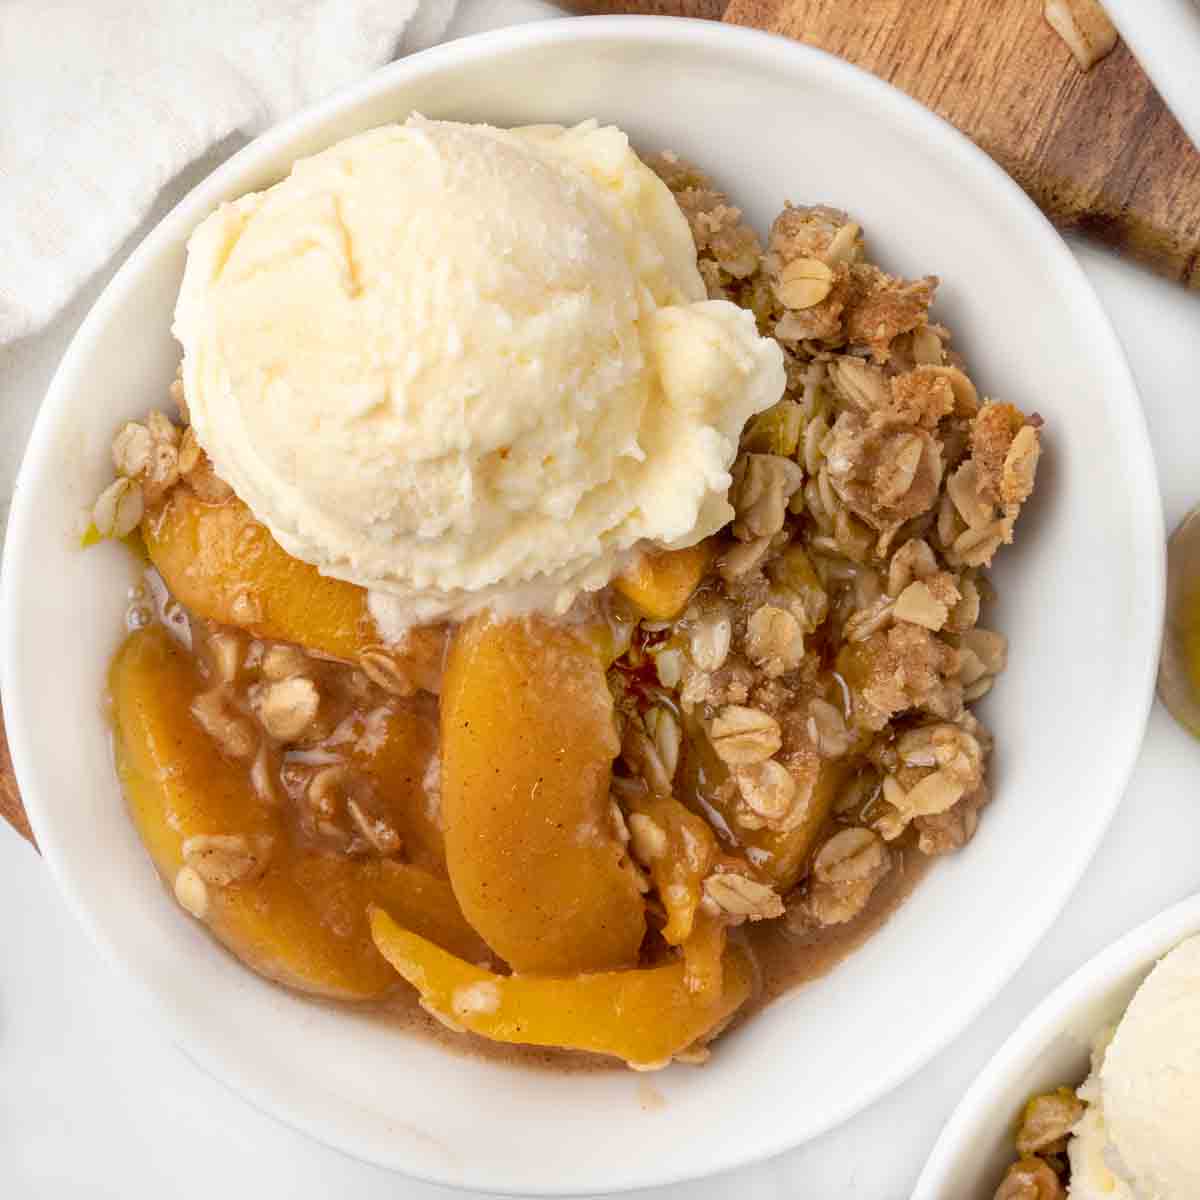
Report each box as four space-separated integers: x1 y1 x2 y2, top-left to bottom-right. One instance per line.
369 908 753 1068
738 761 845 890
440 616 646 974
144 490 366 659
613 542 716 621
112 626 486 1000
143 489 446 688
681 720 845 891
630 794 717 946
629 797 740 998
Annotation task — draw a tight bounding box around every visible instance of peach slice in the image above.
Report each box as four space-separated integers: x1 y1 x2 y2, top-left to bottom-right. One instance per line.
629 793 717 946
613 542 716 621
111 626 486 1000
733 761 845 891
681 720 845 891
369 908 753 1068
143 490 445 689
440 616 646 974
628 795 734 999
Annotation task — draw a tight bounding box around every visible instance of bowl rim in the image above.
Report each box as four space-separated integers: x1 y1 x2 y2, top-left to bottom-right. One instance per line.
912 891 1200 1199
0 14 1165 1194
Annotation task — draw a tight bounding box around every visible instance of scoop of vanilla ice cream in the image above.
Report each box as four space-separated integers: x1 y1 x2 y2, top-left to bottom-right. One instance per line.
1066 1028 1137 1200
174 116 784 630
1087 934 1200 1200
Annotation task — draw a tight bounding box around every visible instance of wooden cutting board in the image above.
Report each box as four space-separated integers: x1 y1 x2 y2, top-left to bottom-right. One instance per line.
0 702 32 845
3 0 1197 850
566 0 1200 286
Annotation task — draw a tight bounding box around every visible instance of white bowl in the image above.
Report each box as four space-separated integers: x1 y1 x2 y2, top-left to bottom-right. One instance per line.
0 16 1164 1195
1104 0 1200 150
914 893 1200 1198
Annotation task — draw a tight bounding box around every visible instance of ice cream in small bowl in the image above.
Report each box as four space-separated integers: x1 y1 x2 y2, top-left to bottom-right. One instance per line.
914 895 1200 1200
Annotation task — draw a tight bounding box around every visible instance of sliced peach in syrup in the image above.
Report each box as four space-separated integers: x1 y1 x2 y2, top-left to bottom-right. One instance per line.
111 626 486 1000
681 720 846 892
629 793 717 947
627 795 737 1000
369 908 752 1068
143 490 366 659
142 489 446 688
613 542 716 621
735 761 845 891
440 616 646 975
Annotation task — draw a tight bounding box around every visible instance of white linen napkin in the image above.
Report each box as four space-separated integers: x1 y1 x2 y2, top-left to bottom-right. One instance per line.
0 0 458 345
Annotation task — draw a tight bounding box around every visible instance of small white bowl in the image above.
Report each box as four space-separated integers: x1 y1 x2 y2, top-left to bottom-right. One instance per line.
1104 0 1200 150
0 16 1164 1195
914 893 1200 1199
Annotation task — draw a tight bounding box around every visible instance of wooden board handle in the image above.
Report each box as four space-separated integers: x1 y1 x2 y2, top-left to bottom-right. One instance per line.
0 702 35 848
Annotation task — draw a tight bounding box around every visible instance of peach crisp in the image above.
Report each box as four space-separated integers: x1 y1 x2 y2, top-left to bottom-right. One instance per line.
92 151 1042 1070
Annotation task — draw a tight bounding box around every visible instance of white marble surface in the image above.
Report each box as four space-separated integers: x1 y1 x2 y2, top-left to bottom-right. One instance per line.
2 5 1198 1198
